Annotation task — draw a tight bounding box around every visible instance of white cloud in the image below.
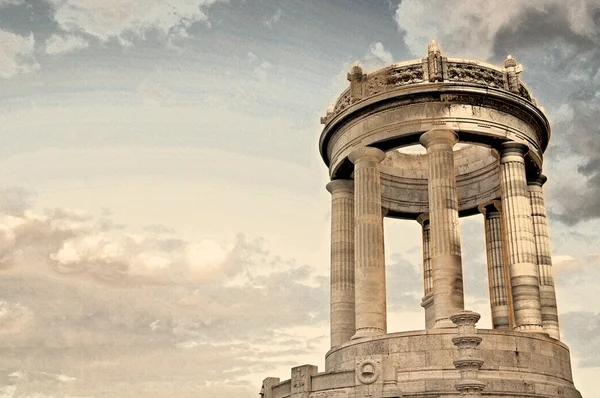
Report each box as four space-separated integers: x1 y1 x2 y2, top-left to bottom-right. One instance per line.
0 386 16 398
56 374 77 383
186 239 229 279
0 301 33 334
50 0 223 43
0 30 38 79
394 0 600 60
44 34 89 55
0 197 328 395
253 60 272 81
364 42 393 69
264 8 282 26
350 42 395 74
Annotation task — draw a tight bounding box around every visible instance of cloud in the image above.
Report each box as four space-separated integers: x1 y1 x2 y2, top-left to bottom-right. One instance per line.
0 190 329 395
386 252 421 311
370 42 393 63
395 0 599 60
44 34 89 55
0 29 38 79
487 1 600 225
561 311 600 367
0 193 250 285
264 8 282 26
0 187 34 217
0 0 23 6
0 301 33 334
48 0 223 43
362 42 394 71
395 0 600 226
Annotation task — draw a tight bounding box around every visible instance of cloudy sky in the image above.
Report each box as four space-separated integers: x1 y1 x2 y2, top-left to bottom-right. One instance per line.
0 0 599 397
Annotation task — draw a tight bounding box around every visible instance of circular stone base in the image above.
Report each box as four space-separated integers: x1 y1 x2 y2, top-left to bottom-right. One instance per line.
268 329 581 398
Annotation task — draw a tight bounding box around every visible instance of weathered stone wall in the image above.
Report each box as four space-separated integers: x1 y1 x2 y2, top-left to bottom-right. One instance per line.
263 330 580 398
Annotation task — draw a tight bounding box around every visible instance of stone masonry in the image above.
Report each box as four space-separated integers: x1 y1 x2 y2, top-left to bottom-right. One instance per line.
261 41 582 398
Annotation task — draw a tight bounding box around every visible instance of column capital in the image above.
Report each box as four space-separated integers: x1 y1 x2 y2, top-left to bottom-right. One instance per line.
416 213 430 226
478 201 501 217
527 174 547 187
326 179 354 195
419 129 458 148
499 141 528 158
348 147 386 164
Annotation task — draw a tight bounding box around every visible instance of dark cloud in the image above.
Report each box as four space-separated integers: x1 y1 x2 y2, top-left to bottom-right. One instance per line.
491 3 596 61
0 0 56 39
490 2 600 225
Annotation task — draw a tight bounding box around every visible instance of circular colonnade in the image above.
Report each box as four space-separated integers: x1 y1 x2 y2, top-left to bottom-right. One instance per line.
260 42 581 398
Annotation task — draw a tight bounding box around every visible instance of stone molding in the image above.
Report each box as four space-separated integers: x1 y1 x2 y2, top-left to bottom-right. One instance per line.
320 55 534 125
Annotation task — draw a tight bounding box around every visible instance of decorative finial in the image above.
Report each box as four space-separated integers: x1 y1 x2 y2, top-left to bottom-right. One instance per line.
504 54 517 68
428 39 442 55
326 103 334 116
348 61 363 80
427 40 444 82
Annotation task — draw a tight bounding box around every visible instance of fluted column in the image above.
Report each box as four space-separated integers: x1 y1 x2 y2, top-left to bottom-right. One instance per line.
420 130 465 328
417 214 435 329
498 142 544 333
528 175 560 339
326 179 356 347
348 147 387 338
481 203 510 330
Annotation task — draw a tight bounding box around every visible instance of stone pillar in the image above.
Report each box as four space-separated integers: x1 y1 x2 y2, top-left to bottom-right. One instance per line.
348 147 387 338
260 377 280 398
326 179 356 347
420 129 465 328
498 142 544 333
528 174 560 340
417 213 435 329
481 203 510 330
427 40 444 82
347 63 366 102
451 311 485 396
291 365 318 398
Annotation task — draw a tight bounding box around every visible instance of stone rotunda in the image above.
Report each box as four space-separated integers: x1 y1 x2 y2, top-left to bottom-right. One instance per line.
260 42 582 397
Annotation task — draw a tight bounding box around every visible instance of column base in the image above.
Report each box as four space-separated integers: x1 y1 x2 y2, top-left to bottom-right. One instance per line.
543 324 560 340
514 324 547 334
352 327 385 339
433 317 458 328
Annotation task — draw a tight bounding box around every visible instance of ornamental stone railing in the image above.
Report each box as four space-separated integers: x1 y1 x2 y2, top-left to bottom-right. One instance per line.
321 41 533 124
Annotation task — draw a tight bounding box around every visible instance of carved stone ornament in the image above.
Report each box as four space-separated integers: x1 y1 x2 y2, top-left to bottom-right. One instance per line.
387 64 424 87
292 368 306 388
446 62 504 88
356 359 380 384
333 90 352 114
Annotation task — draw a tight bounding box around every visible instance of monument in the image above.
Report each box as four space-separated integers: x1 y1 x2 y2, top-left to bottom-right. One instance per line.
260 41 582 397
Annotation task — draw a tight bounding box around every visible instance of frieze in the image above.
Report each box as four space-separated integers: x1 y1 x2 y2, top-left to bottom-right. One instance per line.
518 84 532 101
386 64 424 87
330 92 544 149
329 61 536 121
365 73 387 97
438 93 544 145
446 62 504 88
333 90 352 114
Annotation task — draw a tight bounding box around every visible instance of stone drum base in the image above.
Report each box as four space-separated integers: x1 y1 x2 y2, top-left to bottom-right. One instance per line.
262 329 581 398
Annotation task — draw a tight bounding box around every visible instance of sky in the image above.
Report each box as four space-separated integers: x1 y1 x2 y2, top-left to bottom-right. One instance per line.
0 0 599 397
